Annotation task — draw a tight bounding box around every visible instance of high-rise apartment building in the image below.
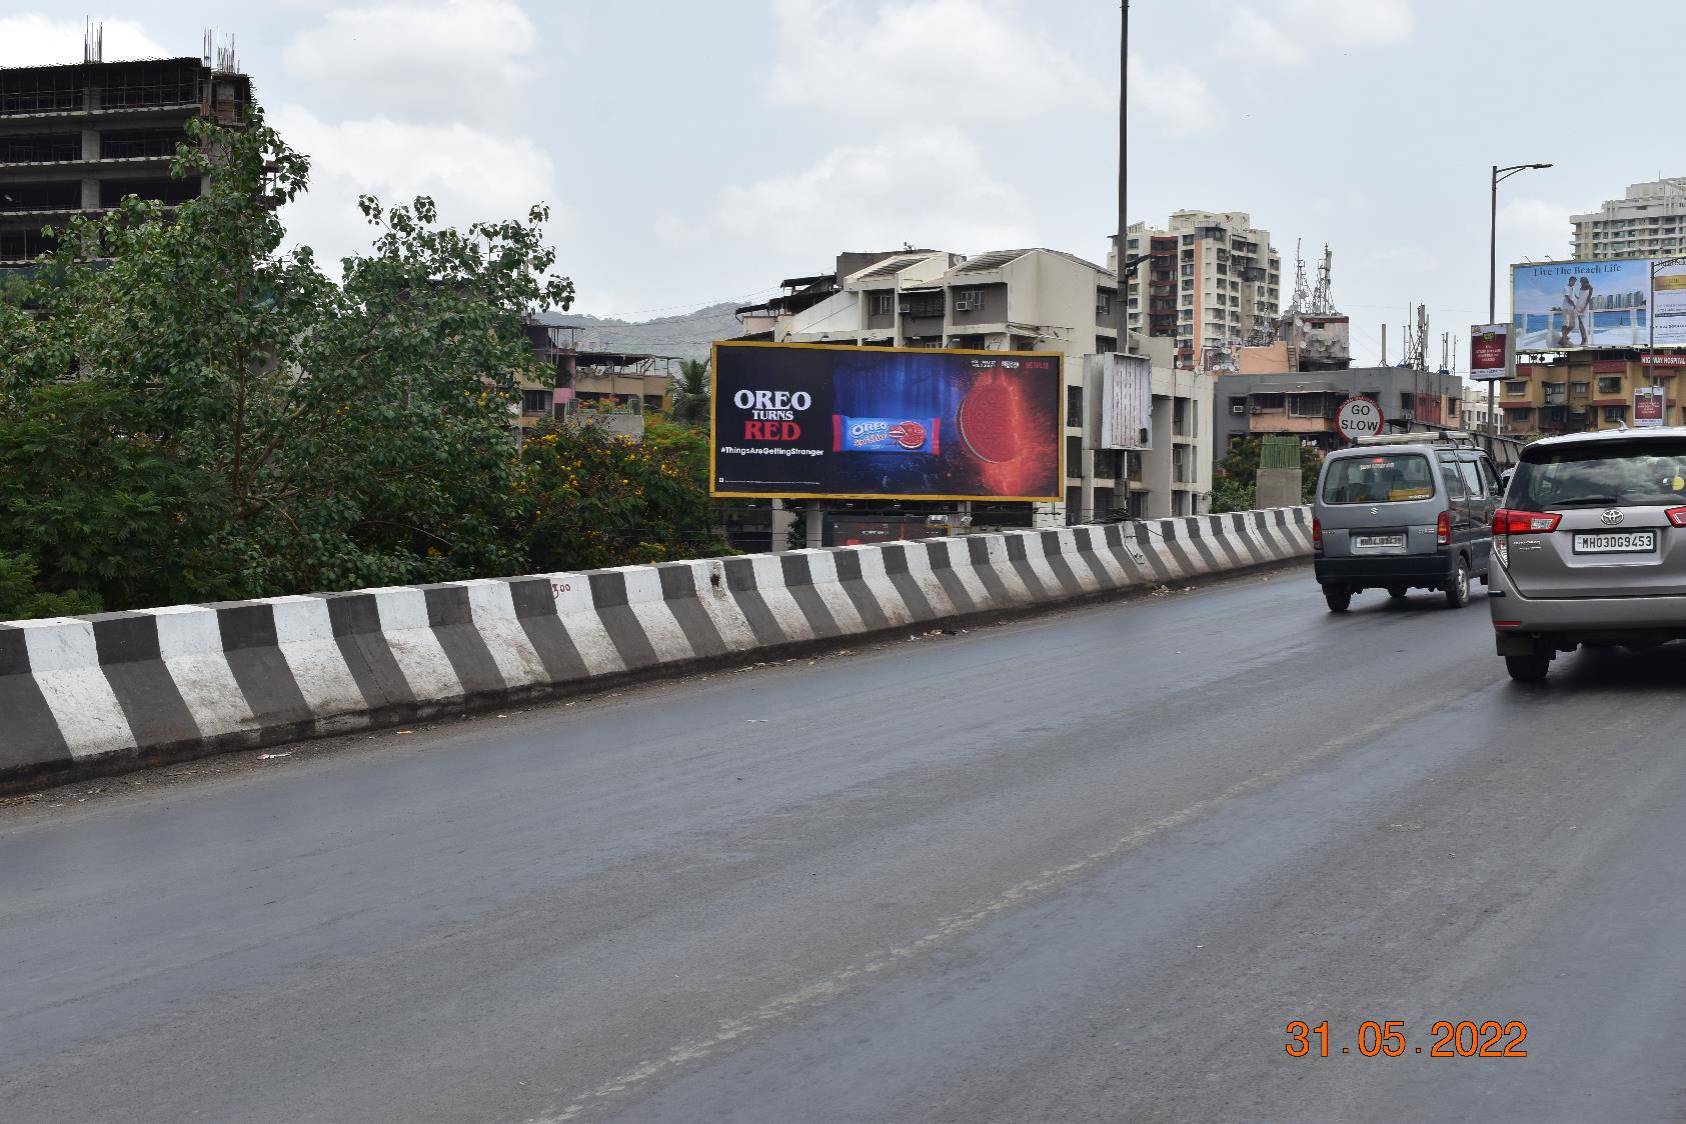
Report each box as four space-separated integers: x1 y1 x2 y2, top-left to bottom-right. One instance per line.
1117 210 1281 371
1570 177 1686 260
0 49 250 264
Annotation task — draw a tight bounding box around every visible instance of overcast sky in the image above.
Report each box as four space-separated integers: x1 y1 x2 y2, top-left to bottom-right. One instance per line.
3 0 1680 366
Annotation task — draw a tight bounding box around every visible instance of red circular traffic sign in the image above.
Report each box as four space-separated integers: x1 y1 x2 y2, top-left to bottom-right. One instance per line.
1335 396 1384 443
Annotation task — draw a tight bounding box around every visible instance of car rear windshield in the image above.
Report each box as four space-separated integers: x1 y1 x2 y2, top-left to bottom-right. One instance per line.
1321 453 1435 504
1510 438 1686 509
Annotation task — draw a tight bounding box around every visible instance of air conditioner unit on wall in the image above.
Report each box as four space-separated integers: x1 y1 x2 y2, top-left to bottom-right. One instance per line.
898 302 911 313
1230 403 1246 414
954 299 976 311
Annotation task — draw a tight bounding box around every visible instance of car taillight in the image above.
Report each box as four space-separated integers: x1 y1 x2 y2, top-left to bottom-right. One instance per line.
1492 509 1562 535
1312 516 1322 547
1667 507 1686 528
1436 509 1451 546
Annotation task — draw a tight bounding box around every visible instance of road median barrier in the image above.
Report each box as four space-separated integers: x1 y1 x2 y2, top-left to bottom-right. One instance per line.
0 507 1310 791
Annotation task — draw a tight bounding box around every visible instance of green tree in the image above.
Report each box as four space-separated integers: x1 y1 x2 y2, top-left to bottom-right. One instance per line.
520 420 728 569
0 551 101 621
1209 435 1325 512
668 358 711 427
0 381 226 610
0 110 573 603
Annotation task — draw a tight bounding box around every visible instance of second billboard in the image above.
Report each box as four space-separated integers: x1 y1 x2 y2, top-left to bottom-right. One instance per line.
1512 259 1655 351
711 342 1063 501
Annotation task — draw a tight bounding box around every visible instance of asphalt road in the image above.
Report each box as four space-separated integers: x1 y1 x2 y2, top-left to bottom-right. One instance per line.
6 565 1686 1123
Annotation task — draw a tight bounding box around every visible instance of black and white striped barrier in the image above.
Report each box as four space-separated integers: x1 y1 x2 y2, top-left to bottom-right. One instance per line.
0 508 1311 789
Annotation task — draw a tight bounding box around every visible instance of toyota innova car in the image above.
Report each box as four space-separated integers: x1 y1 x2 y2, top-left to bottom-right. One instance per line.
1489 427 1686 681
1313 433 1501 613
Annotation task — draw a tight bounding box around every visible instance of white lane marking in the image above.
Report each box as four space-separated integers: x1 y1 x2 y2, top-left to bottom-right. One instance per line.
531 694 1455 1122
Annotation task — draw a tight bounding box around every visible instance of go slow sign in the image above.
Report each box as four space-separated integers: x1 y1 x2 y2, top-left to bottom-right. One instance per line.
1335 396 1384 443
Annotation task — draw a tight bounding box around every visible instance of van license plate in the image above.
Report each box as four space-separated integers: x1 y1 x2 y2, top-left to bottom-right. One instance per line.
1352 534 1406 552
1573 531 1656 554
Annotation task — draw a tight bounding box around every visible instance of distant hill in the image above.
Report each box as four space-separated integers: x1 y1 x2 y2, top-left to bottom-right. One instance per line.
535 302 742 362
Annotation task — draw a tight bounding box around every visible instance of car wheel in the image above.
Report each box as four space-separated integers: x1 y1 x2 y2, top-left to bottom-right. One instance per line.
1443 557 1470 609
1505 654 1551 682
1386 586 1408 599
1323 587 1352 613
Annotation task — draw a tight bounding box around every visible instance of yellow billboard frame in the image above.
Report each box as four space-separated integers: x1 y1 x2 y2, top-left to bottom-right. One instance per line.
708 339 1066 503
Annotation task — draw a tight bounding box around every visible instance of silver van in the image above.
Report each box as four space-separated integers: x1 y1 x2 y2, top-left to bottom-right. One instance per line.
1489 426 1686 681
1312 433 1502 612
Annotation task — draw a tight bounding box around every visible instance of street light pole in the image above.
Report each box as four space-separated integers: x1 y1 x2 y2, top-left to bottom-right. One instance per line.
1487 162 1553 440
1115 0 1129 353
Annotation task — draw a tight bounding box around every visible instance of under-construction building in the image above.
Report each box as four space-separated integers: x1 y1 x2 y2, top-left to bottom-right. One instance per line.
0 36 250 264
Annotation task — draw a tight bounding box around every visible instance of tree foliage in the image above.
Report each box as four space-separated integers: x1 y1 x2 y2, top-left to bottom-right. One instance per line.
0 111 576 612
1209 436 1324 512
520 419 728 570
668 357 711 427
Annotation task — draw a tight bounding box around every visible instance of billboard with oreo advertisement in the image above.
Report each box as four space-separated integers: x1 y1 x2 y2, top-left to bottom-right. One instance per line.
710 341 1063 501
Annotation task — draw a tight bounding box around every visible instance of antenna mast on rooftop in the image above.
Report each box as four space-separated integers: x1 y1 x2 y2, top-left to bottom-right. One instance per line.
1286 238 1311 316
1310 243 1336 316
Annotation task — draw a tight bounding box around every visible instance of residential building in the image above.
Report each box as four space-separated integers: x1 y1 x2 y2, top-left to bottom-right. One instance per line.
1497 354 1686 435
768 247 1212 521
1462 381 1498 432
1213 367 1465 467
1570 178 1686 260
1118 210 1282 371
0 46 251 264
511 321 678 445
732 252 931 339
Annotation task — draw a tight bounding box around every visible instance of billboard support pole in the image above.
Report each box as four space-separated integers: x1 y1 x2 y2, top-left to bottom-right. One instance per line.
804 502 825 550
1489 161 1554 437
1652 256 1685 424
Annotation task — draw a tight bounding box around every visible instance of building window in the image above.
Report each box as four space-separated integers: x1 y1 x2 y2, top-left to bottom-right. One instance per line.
902 293 943 317
1597 376 1622 395
1288 393 1332 418
1504 380 1528 397
1066 385 1083 428
952 287 984 313
1097 292 1112 315
1570 381 1589 395
1252 393 1285 410
869 292 895 317
1508 408 1533 421
1603 405 1627 422
521 388 553 415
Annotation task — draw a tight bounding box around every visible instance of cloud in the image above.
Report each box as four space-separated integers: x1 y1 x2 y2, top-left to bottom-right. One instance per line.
282 0 538 119
1499 197 1573 261
1230 7 1306 66
0 14 168 66
769 0 1102 120
1288 0 1414 47
1223 0 1414 66
675 127 1033 262
1129 54 1221 135
270 106 565 271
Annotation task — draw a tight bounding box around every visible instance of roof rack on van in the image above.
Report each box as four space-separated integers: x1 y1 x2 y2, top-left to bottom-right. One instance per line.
1353 430 1480 449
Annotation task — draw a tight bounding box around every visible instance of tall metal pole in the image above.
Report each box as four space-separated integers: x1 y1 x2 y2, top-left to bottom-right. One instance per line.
1115 1 1128 353
1488 165 1498 439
